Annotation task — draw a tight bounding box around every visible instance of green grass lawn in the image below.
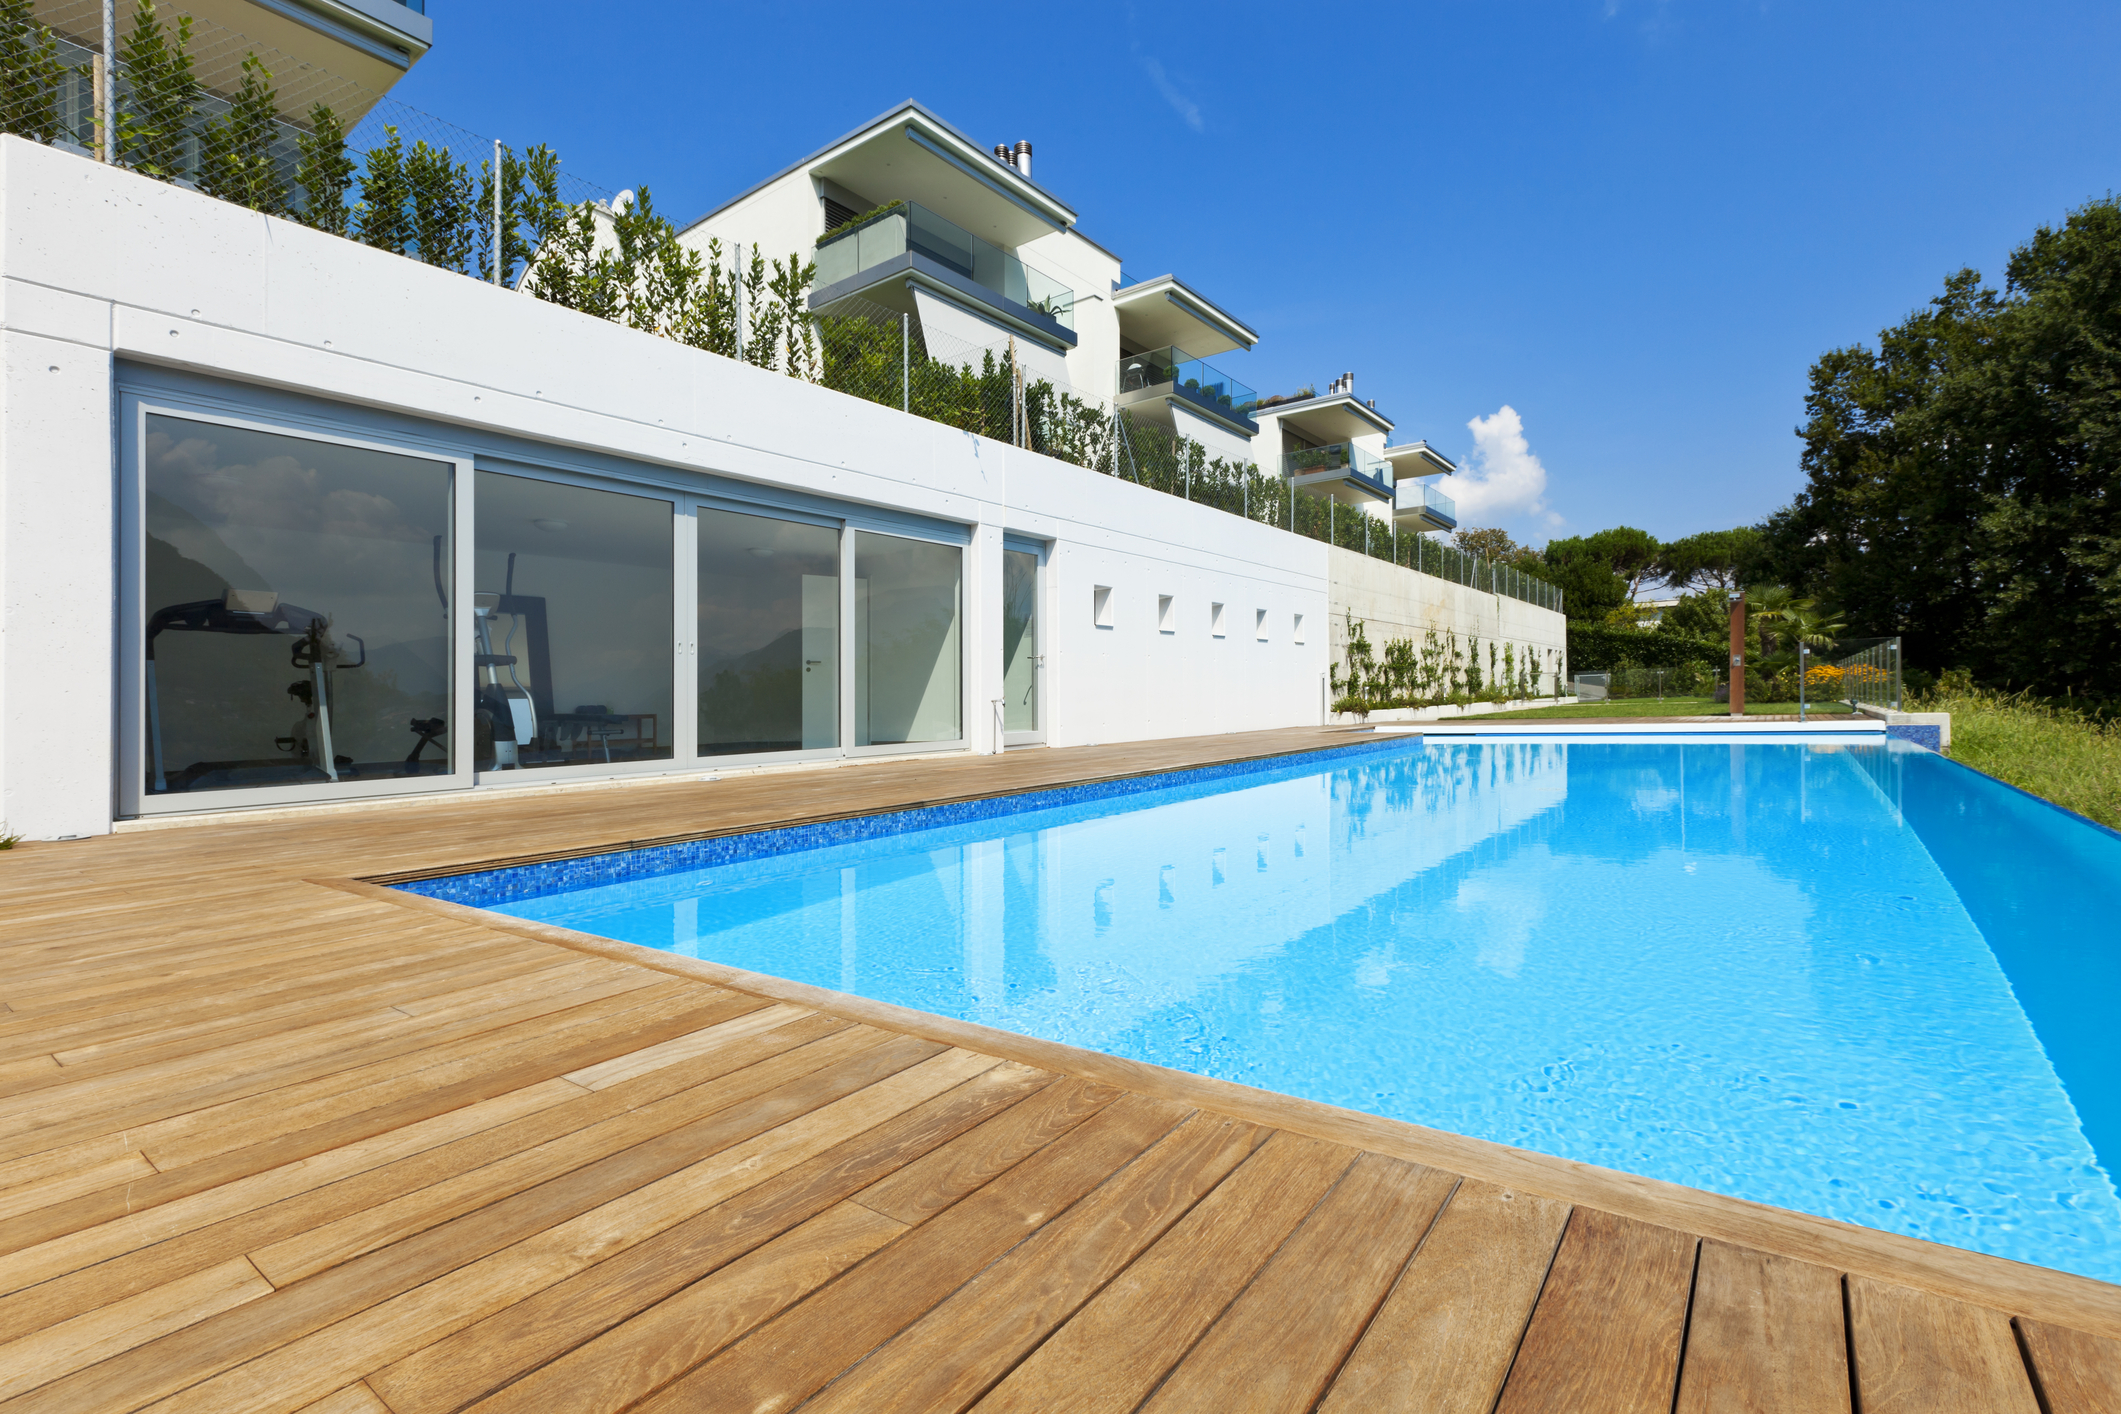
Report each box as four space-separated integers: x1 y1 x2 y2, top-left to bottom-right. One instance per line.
1920 690 2121 829
1476 697 1854 719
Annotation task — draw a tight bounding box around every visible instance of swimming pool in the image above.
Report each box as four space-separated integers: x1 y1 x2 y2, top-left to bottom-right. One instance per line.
406 735 2121 1282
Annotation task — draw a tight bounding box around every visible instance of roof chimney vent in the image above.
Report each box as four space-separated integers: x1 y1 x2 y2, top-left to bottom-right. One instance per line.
993 143 1012 166
1013 140 1033 178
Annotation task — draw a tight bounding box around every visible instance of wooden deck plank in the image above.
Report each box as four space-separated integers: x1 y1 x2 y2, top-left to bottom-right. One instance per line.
799 1111 1260 1414
6 1043 987 1414
1491 1207 1700 1414
0 1255 272 1402
2018 1317 2121 1412
1846 1276 2040 1414
462 1200 908 1414
0 1015 859 1337
369 1061 1063 1414
1316 1179 1572 1414
1672 1240 1849 1414
627 1092 1193 1414
974 1131 1356 1414
1135 1152 1457 1413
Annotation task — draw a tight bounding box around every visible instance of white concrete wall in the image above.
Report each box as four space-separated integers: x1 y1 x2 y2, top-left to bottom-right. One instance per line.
0 137 1332 838
1326 545 1569 695
678 174 822 277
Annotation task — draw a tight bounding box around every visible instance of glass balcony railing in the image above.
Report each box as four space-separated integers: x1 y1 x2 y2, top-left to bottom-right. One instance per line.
1402 477 1456 526
1282 442 1394 489
1116 346 1256 422
815 201 1075 330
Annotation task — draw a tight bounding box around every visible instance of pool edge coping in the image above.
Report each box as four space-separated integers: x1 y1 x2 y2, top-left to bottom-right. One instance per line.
315 873 2121 1340
361 732 1418 894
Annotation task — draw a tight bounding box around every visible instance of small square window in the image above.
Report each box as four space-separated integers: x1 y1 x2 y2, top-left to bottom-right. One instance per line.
1293 612 1306 644
1158 595 1175 633
1093 585 1113 628
1210 601 1226 637
1255 608 1269 640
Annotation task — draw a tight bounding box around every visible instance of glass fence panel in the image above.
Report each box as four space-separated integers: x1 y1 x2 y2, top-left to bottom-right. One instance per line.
1003 549 1038 733
472 471 673 772
856 531 962 746
908 203 977 280
142 415 455 796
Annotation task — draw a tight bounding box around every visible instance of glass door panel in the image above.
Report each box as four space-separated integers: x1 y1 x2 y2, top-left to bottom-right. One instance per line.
696 507 840 755
1002 548 1039 736
854 531 962 746
472 471 673 772
142 414 454 797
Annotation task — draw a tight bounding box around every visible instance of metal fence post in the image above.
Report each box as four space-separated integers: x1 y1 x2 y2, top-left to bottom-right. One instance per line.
900 313 909 411
492 140 503 285
99 0 115 163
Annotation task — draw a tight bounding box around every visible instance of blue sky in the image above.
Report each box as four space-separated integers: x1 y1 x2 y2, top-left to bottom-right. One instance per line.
388 1 2120 547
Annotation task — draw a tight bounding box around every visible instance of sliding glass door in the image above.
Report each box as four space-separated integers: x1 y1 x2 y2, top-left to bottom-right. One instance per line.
133 411 463 807
472 471 673 775
1001 545 1043 745
696 507 840 756
124 390 974 817
854 530 963 747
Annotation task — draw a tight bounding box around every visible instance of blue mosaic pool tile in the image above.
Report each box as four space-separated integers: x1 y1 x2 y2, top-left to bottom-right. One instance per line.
397 735 1419 908
1887 723 1942 751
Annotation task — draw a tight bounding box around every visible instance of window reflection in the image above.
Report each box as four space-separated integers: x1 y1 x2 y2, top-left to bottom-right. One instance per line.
142 415 452 795
473 471 672 771
1003 549 1038 733
697 508 840 755
856 531 961 745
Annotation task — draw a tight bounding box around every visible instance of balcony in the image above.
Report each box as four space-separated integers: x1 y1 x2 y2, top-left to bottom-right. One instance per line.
1282 442 1394 505
1394 476 1457 532
813 201 1075 337
1116 346 1257 433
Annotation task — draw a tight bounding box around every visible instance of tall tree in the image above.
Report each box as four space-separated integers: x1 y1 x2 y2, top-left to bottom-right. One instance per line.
1657 527 1764 591
1764 198 2121 694
1453 526 1517 561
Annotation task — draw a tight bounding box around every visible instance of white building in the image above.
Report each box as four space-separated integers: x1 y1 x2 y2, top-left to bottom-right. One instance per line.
0 72 1562 842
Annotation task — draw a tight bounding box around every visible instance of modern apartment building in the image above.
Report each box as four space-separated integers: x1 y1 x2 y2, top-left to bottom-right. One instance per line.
680 101 1457 533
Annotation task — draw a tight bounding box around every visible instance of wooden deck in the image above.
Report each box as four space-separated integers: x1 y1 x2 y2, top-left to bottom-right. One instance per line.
0 727 2116 1412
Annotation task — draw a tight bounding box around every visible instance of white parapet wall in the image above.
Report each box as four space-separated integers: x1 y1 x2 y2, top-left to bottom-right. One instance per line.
1324 545 1570 699
0 137 1348 839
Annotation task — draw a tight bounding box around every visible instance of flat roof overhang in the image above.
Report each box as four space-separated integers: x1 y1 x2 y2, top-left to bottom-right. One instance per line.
809 254 1077 352
1112 276 1257 359
1115 383 1258 438
1290 467 1392 506
1256 393 1394 443
35 0 429 119
1384 439 1457 480
688 102 1077 250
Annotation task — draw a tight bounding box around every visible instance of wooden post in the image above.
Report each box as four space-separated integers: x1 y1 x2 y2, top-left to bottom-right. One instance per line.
1728 595 1747 716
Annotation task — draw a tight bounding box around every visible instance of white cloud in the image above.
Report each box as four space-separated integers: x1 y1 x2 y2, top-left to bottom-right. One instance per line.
1138 57 1204 133
1437 405 1552 528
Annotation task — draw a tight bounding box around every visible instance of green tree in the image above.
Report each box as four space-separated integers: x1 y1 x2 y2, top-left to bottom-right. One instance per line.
1657 527 1764 591
405 138 475 270
114 1 199 181
294 103 353 236
1 0 66 143
1527 535 1630 622
196 55 285 213
1453 526 1518 561
354 127 414 254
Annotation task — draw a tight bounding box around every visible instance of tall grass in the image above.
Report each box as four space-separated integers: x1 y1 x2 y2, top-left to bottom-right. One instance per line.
1919 689 2121 829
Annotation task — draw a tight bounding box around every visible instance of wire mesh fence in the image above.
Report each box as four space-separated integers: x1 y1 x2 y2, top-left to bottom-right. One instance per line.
3 0 1560 615
808 292 1563 613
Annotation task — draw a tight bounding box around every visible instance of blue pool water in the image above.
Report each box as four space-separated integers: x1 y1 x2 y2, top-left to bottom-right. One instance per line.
416 736 2121 1281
